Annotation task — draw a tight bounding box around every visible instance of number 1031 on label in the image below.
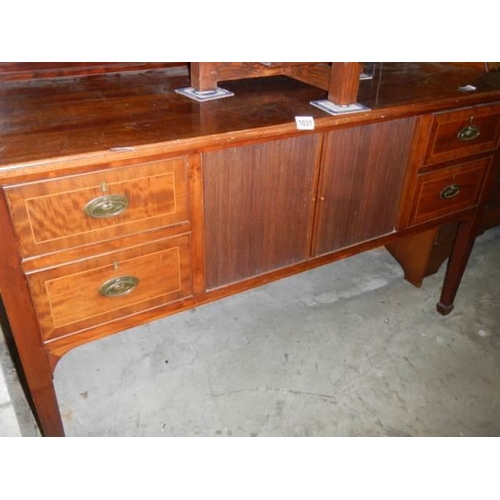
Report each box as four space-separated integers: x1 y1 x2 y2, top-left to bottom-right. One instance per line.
295 116 315 130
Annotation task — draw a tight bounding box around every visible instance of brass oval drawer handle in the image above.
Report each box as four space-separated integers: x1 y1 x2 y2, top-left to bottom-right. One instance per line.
99 275 139 298
457 125 480 142
84 194 129 219
440 184 461 200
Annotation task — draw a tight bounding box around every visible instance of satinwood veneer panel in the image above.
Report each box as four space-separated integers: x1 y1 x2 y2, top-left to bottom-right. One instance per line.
26 233 193 342
4 156 189 257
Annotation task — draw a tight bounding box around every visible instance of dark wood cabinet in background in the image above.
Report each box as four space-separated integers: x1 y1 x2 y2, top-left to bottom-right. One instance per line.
482 160 500 229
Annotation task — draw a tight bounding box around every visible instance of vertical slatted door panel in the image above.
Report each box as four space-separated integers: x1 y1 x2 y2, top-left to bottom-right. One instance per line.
203 135 320 289
312 117 417 256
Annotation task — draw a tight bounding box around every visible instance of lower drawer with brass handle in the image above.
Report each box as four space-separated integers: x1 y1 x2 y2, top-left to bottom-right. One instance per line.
26 233 193 342
98 275 140 297
439 184 461 200
408 157 491 226
457 124 481 142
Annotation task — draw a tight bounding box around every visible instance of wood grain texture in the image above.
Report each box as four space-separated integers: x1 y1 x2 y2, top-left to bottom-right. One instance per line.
408 157 491 226
190 62 326 92
386 228 439 287
282 63 331 91
386 222 458 286
203 135 321 289
0 191 64 436
42 209 480 362
5 156 189 257
188 153 207 295
437 216 477 315
1 63 500 177
424 104 500 165
438 145 500 314
328 62 362 104
312 117 417 256
27 234 193 341
0 64 499 437
0 62 185 82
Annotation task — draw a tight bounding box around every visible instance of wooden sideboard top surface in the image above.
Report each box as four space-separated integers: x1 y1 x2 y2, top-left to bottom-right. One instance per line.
1 63 500 176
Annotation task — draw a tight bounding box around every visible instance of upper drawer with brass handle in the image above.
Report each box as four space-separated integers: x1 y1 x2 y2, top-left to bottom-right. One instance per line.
25 233 193 342
408 157 491 227
423 103 500 166
84 194 130 219
457 124 481 142
3 156 190 257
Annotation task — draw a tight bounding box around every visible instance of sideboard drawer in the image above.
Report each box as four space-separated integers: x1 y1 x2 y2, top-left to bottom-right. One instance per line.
26 234 193 342
408 157 491 226
424 104 500 166
4 156 189 257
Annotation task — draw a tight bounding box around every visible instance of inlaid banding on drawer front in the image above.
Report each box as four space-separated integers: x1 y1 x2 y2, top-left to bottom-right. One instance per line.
424 104 500 166
408 157 491 226
26 234 193 341
4 157 189 257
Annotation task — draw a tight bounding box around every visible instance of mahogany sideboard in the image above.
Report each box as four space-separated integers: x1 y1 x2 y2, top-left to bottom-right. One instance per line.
1 63 499 436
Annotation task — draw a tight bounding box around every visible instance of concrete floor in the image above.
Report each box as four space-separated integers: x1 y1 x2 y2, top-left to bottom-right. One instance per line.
1 227 499 437
0 327 39 437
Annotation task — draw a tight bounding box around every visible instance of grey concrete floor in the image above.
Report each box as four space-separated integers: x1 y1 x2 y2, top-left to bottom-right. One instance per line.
2 227 499 436
0 328 40 437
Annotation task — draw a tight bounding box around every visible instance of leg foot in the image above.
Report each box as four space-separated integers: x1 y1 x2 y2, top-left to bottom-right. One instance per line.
436 301 454 315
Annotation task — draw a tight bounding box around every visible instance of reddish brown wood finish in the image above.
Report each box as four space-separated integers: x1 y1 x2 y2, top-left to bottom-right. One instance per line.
423 104 500 166
328 63 362 104
189 62 328 93
386 228 441 287
0 62 184 82
1 64 500 175
408 158 491 226
188 153 207 296
312 117 416 256
0 63 500 437
386 222 458 287
202 135 321 289
4 156 189 257
391 102 500 287
0 191 64 436
190 62 219 92
283 63 331 91
40 214 465 366
419 222 459 277
27 234 193 342
433 145 498 314
437 216 477 314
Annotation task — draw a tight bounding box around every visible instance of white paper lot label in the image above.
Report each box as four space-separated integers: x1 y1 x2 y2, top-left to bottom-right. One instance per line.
295 116 315 130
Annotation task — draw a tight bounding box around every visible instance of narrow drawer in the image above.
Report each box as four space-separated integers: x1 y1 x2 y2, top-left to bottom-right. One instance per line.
408 157 491 226
26 234 193 342
4 156 189 257
424 104 500 166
